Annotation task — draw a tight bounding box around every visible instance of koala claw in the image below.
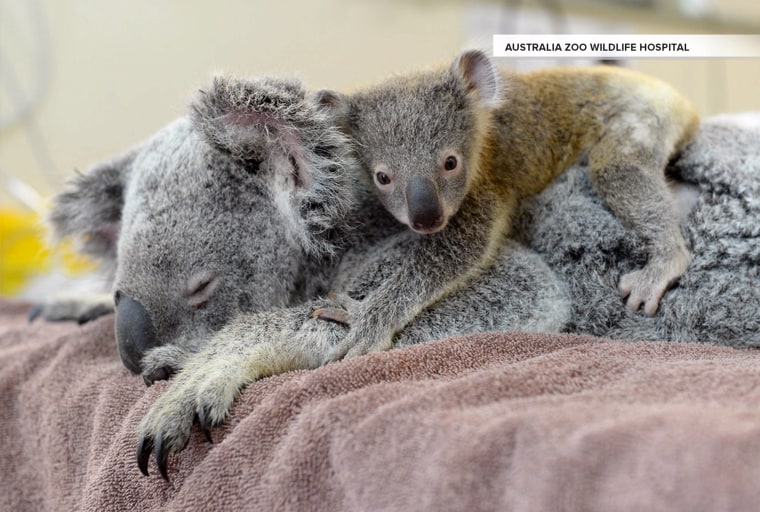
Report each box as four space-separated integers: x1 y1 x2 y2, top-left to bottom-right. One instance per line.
312 307 351 325
140 345 191 386
197 411 214 444
155 435 170 481
136 435 154 477
137 426 187 481
312 293 361 326
143 366 174 387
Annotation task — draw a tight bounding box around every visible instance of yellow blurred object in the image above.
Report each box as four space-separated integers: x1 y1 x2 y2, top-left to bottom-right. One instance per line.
0 207 96 296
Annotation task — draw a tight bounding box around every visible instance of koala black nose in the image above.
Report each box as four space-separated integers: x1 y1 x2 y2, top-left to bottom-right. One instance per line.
406 176 444 233
114 291 158 374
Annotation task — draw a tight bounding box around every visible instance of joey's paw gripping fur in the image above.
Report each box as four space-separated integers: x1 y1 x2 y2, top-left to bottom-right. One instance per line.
619 252 690 315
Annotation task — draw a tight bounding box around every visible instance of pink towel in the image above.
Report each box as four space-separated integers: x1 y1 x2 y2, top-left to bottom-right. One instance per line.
2 299 759 511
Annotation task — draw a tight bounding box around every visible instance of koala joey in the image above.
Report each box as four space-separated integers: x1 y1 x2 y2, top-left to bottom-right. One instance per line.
315 49 698 359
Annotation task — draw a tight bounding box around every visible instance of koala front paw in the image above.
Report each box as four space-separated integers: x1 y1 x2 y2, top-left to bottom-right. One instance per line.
140 345 192 386
619 250 690 315
28 293 113 324
137 356 249 480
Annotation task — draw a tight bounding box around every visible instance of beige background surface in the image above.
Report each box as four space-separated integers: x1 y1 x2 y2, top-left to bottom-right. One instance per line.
1 0 758 208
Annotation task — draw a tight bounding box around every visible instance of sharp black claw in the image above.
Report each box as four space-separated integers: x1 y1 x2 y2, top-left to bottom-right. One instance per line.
137 436 153 476
143 366 174 387
28 305 42 323
155 433 170 481
198 411 213 444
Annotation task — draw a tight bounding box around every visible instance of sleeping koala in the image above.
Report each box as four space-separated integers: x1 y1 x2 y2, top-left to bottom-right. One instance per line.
46 76 569 478
45 78 358 378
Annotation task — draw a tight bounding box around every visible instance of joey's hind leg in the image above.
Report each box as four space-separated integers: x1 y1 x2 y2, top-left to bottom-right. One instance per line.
589 142 690 315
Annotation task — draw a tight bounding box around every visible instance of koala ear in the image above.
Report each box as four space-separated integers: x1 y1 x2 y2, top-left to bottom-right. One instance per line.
451 49 501 107
48 149 133 262
191 76 313 164
314 89 350 118
313 88 355 135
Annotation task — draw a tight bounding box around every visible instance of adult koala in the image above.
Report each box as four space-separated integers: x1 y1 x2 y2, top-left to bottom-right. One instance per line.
43 76 569 477
44 78 358 377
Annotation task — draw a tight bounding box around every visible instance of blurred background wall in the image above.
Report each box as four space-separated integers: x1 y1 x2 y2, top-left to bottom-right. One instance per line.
0 0 758 297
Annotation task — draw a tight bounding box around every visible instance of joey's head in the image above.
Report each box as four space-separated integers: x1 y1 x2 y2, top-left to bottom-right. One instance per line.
50 76 357 377
318 49 501 235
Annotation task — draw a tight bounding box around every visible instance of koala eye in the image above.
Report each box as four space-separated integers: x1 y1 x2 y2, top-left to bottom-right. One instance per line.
375 171 392 187
444 155 458 171
185 274 218 307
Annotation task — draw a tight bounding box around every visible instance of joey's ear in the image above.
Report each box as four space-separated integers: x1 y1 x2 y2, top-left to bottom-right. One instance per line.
314 89 350 118
451 49 501 107
191 76 315 163
314 89 355 134
49 148 133 262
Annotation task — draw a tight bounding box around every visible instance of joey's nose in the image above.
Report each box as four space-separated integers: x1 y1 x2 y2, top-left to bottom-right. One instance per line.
406 176 444 233
114 291 158 374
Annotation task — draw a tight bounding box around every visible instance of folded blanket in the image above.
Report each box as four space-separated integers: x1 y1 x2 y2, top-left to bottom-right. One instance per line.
2 299 760 511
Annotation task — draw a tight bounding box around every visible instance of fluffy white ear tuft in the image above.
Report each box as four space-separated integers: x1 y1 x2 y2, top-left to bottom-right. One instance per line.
315 89 346 112
191 76 309 164
48 149 133 262
451 49 501 107
314 89 352 127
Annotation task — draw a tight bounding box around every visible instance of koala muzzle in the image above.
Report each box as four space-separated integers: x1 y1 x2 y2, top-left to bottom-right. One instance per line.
406 176 444 233
114 291 159 374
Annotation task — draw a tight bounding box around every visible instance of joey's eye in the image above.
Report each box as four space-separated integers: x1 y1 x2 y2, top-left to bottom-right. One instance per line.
375 171 392 186
444 155 458 171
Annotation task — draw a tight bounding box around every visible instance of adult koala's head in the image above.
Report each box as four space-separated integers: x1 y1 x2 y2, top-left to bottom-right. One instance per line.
50 77 358 376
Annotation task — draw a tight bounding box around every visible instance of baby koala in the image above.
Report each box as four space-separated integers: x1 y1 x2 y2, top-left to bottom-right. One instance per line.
315 49 698 359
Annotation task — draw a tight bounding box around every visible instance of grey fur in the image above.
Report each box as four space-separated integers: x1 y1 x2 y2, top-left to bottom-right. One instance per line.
514 120 760 346
134 113 759 478
43 75 758 476
315 49 699 360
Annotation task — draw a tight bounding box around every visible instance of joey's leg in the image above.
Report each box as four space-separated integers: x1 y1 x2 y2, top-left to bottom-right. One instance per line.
589 142 690 315
326 190 512 361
